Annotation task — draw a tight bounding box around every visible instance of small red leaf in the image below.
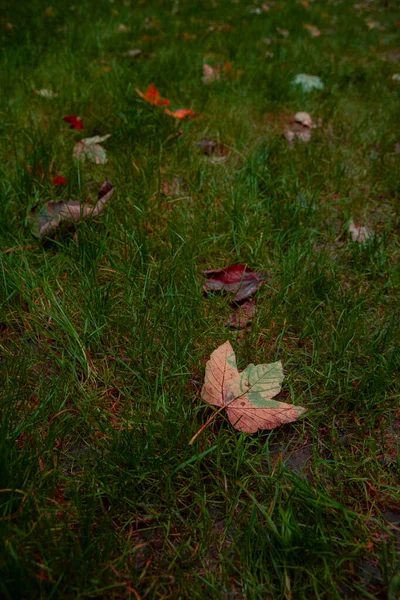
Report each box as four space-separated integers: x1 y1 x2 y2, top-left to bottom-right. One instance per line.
52 175 67 185
63 115 84 130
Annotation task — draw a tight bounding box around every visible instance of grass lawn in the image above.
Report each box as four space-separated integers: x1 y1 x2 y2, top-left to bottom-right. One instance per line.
1 0 399 597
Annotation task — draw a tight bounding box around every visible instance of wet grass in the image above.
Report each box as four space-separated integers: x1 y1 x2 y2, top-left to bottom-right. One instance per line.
0 0 399 598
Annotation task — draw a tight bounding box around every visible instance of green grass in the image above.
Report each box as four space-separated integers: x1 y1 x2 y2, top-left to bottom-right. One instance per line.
0 0 399 598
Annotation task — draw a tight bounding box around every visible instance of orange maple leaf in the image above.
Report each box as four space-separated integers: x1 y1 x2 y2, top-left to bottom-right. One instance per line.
164 108 196 119
136 84 170 106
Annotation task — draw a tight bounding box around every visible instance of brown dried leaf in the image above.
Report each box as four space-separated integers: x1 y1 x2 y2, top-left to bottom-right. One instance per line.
29 180 114 239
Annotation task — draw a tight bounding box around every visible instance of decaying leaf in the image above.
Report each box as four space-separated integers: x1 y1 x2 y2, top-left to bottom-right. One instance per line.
34 88 58 98
203 264 266 303
164 108 196 119
124 49 143 58
366 20 384 31
284 112 314 146
162 177 188 197
349 220 374 243
202 63 220 84
73 134 111 165
136 84 170 106
226 301 256 329
29 180 114 239
196 137 229 160
63 115 84 130
303 24 321 37
201 341 306 433
277 28 290 38
293 73 324 92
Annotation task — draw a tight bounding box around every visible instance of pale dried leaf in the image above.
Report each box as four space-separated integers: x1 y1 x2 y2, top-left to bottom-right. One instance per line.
202 63 220 84
294 111 313 128
124 49 143 58
303 24 321 37
293 73 324 92
73 134 111 165
284 112 313 146
349 220 374 243
34 88 58 98
201 341 306 433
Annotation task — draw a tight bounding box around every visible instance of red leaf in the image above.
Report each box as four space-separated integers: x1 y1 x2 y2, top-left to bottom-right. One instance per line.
203 264 266 303
63 115 84 130
52 175 67 185
136 84 170 106
164 108 196 119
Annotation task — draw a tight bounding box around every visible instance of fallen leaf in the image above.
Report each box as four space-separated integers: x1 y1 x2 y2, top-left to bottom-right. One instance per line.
349 220 374 243
303 24 321 37
183 32 197 40
141 34 162 42
97 66 112 76
208 22 234 33
203 264 265 303
223 60 234 74
124 48 143 58
196 137 229 160
5 246 36 255
200 341 306 433
73 134 111 165
63 115 84 130
366 20 384 31
202 63 221 84
26 164 45 179
162 177 188 197
284 112 314 146
52 175 67 185
29 180 114 239
293 73 324 92
226 301 256 329
118 23 129 32
136 84 170 106
34 88 58 98
164 108 196 119
277 28 290 38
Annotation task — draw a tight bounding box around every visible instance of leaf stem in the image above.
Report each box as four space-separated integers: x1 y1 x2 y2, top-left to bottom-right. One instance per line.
188 405 226 446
